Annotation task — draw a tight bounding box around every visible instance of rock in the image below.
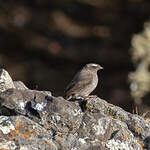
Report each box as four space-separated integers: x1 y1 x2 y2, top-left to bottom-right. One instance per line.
0 89 149 149
45 96 83 133
0 89 82 133
75 111 142 150
0 115 57 150
53 132 109 150
0 69 149 150
86 97 150 143
41 90 52 97
13 81 52 96
0 89 49 116
0 69 15 92
13 81 28 90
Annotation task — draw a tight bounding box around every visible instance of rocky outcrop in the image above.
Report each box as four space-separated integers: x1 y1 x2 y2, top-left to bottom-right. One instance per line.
0 69 149 150
0 69 15 92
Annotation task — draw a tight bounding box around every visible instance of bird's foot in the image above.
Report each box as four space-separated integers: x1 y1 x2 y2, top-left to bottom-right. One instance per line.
67 95 97 101
76 95 97 100
67 95 85 101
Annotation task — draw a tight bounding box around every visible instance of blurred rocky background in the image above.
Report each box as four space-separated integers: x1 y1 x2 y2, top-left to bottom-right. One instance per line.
0 0 150 114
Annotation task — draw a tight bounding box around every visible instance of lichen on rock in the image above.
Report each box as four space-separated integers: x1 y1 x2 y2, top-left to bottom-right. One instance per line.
0 69 149 150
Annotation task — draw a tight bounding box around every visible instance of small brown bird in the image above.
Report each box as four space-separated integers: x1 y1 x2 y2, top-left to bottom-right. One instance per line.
64 63 103 100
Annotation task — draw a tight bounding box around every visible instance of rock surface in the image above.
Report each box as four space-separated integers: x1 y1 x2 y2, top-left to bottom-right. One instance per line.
0 69 15 92
13 81 28 90
0 69 150 150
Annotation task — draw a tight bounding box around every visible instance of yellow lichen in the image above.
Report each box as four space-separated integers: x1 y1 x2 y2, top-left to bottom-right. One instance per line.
10 123 36 140
119 117 124 122
45 141 52 147
135 124 142 133
15 120 20 129
6 135 15 141
86 103 91 109
58 135 64 138
138 141 144 150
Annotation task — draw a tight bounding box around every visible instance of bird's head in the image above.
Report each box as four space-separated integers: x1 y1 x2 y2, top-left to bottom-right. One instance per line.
85 63 103 72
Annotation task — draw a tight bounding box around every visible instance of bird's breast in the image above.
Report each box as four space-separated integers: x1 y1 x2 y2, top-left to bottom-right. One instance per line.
91 75 98 89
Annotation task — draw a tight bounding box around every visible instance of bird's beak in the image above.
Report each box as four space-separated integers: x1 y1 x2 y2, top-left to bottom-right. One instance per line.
99 66 103 70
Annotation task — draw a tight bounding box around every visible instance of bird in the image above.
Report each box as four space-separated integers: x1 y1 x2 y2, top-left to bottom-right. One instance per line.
64 63 103 100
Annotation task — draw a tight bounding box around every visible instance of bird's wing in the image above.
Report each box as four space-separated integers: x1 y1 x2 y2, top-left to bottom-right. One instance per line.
65 70 93 95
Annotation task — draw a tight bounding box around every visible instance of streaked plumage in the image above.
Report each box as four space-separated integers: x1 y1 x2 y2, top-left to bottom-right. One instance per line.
64 63 103 100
